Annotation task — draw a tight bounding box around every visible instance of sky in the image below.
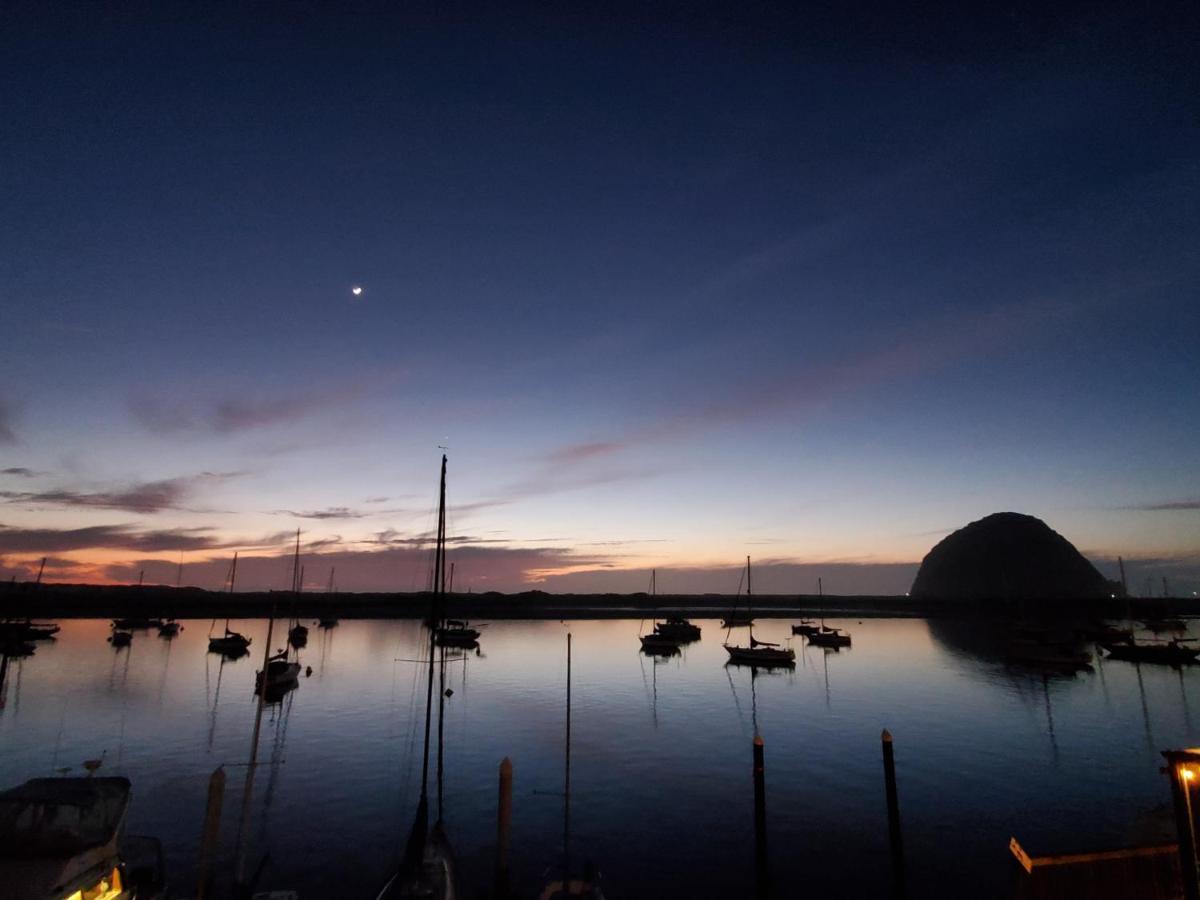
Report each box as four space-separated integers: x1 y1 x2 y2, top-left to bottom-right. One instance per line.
1 3 1198 595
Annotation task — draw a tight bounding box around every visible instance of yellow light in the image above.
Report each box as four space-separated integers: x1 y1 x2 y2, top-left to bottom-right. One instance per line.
1183 768 1195 781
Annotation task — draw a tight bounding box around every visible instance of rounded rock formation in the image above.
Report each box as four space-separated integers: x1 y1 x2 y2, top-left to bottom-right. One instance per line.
910 512 1109 601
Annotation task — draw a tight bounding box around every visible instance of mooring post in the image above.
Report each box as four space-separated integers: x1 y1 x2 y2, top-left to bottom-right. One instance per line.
1165 751 1200 900
196 765 226 900
882 729 905 895
753 734 768 899
495 756 513 898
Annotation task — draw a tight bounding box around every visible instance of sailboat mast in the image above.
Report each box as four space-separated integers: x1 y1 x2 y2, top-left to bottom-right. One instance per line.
291 529 301 594
746 556 753 635
225 551 238 632
420 455 447 799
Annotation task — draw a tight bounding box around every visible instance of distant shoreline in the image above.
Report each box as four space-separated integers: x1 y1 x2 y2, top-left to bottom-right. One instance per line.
4 582 1194 620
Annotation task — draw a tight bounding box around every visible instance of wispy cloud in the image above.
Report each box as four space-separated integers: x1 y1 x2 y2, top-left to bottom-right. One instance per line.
1121 499 1200 511
129 382 370 437
276 507 368 520
0 524 291 554
0 472 242 514
94 542 620 592
544 441 626 465
1 467 39 477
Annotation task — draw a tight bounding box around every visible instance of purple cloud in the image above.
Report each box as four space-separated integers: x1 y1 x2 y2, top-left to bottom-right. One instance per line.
277 507 368 520
0 472 241 514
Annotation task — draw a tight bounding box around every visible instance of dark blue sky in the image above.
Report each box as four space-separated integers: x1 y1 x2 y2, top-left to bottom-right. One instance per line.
1 2 1197 593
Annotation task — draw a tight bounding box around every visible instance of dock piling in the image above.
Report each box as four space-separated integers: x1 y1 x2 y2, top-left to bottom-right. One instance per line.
196 765 226 900
753 734 768 899
495 756 513 898
1164 750 1200 900
882 729 905 896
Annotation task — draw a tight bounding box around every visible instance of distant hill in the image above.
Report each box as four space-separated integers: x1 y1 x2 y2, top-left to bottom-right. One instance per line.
910 512 1109 601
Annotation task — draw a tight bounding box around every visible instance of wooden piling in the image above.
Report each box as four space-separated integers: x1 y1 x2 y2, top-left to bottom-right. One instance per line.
753 734 768 900
196 765 226 900
882 729 905 896
495 756 513 897
1164 752 1200 900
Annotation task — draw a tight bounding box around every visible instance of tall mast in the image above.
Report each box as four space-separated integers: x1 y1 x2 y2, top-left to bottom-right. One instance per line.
291 529 301 595
225 552 238 632
746 556 753 626
423 460 446 795
402 454 446 873
35 557 46 587
1118 557 1128 595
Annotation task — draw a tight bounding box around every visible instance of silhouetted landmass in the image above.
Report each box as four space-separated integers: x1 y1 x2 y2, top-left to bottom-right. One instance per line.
3 575 1188 621
910 512 1112 601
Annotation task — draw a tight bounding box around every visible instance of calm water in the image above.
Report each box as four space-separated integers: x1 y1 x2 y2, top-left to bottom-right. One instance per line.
0 617 1193 898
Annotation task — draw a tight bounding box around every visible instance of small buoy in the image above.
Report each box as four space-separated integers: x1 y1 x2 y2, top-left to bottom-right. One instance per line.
305 666 313 677
444 687 454 698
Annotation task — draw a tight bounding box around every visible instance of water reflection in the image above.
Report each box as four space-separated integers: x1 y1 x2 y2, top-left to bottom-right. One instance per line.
0 617 1196 899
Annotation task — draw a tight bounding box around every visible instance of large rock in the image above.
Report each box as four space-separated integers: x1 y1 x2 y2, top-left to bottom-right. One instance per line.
910 512 1108 600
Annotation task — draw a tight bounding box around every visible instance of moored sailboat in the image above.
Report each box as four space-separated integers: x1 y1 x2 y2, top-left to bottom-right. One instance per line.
1102 638 1199 665
639 571 687 653
724 557 795 668
378 454 462 900
805 578 852 648
208 553 251 657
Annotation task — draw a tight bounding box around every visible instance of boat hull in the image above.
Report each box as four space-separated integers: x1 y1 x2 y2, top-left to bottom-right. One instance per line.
807 632 851 648
725 645 795 667
654 621 700 641
1103 642 1199 665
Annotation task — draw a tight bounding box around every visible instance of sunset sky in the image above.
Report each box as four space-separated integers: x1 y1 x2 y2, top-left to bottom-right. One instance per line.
2 4 1197 595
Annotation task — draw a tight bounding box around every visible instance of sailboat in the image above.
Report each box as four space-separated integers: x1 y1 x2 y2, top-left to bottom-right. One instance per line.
538 633 604 900
1103 637 1200 665
287 540 309 649
319 567 340 628
646 570 701 643
435 619 480 648
724 557 795 667
806 577 851 648
640 570 686 653
258 536 304 698
378 454 461 900
791 582 819 636
721 562 755 628
208 553 252 657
